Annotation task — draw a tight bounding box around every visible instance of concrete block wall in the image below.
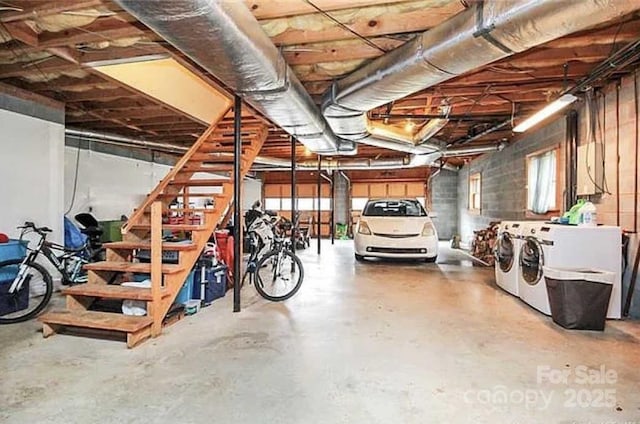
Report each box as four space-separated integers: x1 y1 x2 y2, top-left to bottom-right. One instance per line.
429 169 458 240
457 117 566 244
453 71 640 318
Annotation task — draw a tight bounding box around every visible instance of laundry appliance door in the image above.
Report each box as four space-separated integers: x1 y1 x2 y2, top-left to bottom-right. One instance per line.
520 236 544 286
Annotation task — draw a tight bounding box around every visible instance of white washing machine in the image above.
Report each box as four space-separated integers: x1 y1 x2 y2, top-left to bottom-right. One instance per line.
518 223 622 318
494 221 524 296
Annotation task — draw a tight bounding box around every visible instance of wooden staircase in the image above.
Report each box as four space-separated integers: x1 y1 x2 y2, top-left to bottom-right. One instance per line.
39 115 267 348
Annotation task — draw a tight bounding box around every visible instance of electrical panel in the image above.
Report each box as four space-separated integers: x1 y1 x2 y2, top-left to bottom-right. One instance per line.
576 142 604 196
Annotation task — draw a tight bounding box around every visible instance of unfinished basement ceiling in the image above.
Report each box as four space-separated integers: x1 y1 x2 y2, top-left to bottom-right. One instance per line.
1 0 640 166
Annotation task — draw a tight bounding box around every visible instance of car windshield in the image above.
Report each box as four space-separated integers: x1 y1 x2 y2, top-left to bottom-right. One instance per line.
362 199 427 217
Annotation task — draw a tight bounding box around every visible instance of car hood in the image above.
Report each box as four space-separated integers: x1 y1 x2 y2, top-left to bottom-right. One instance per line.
361 216 431 235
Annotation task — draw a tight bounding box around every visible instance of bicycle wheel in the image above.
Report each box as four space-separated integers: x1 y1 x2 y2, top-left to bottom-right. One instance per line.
0 259 53 324
254 249 304 301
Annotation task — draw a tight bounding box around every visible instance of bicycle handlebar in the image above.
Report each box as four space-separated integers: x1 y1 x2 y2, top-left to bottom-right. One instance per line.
18 222 53 234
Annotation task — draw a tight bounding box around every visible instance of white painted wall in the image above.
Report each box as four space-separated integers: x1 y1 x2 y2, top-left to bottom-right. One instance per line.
0 109 64 244
243 178 262 210
64 147 171 220
64 146 262 220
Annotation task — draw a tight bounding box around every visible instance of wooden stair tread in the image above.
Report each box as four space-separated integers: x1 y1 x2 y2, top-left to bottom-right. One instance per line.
129 223 209 231
168 179 230 186
39 310 153 332
104 241 197 251
181 166 233 172
137 207 217 214
62 284 169 301
84 261 183 274
157 193 224 198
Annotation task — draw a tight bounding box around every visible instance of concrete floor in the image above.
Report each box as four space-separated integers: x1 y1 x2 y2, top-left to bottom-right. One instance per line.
1 241 639 423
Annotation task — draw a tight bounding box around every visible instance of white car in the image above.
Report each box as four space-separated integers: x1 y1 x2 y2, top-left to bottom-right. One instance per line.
354 198 438 262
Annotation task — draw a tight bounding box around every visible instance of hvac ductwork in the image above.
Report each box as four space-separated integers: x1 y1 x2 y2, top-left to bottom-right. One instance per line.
322 0 640 151
65 127 503 172
113 0 354 156
254 143 505 172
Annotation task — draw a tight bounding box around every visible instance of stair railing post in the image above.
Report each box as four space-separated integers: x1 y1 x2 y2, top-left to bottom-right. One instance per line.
233 95 242 313
317 155 321 255
291 135 296 253
150 200 163 336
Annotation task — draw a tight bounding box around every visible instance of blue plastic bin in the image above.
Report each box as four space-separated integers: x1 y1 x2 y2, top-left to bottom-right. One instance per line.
0 240 24 291
175 271 195 305
192 265 227 305
0 240 27 263
0 240 27 316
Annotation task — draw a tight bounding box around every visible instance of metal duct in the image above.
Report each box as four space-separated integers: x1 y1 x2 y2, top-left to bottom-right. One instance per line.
253 141 504 172
66 127 503 173
113 0 355 156
65 128 188 155
322 0 640 150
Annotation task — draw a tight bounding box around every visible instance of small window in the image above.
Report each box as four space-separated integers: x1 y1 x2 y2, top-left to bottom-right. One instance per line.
297 198 313 211
264 198 280 211
351 197 369 211
320 198 331 211
281 198 292 210
527 148 558 214
469 173 481 213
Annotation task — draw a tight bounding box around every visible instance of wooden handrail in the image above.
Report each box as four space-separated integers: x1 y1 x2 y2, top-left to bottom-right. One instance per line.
149 201 163 337
122 105 232 233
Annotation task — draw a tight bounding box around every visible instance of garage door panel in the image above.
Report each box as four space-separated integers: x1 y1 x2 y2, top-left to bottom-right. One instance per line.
264 184 281 197
352 184 369 197
407 182 424 197
369 183 386 197
297 184 315 197
387 183 406 197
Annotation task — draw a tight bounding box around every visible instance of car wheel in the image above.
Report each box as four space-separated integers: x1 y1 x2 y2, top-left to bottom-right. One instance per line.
355 254 365 262
424 256 437 263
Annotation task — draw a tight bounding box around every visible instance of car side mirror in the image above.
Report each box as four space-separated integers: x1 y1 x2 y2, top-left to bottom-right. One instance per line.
428 212 438 219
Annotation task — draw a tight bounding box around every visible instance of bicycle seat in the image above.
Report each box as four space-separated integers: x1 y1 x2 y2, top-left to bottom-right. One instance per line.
74 213 100 229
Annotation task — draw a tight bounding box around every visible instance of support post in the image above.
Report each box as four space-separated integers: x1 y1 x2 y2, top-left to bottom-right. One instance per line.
150 201 162 337
233 95 242 313
330 172 335 245
291 136 296 253
317 155 321 255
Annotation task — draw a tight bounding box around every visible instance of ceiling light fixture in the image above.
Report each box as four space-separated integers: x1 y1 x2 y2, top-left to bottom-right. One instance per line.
404 120 415 132
513 94 577 133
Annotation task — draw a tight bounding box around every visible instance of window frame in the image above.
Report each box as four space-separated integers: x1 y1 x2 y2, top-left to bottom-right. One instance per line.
525 145 562 218
468 172 482 214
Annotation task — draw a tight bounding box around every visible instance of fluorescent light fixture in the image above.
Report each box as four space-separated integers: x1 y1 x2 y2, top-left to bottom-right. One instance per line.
513 94 577 133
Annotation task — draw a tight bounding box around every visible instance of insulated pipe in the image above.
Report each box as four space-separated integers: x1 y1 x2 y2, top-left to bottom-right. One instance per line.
65 128 187 154
113 0 354 156
322 0 640 150
70 126 506 174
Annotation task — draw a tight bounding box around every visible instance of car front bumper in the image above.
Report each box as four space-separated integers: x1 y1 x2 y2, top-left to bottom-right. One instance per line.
354 234 438 259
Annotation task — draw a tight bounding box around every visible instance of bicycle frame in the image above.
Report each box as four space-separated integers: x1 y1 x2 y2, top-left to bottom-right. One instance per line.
17 227 90 286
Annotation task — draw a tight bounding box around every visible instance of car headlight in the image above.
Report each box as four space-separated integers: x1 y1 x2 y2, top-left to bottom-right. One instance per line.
422 222 435 236
358 221 371 235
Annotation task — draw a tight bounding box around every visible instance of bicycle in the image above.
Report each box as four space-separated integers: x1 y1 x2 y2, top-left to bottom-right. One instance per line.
242 213 304 301
0 222 101 324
